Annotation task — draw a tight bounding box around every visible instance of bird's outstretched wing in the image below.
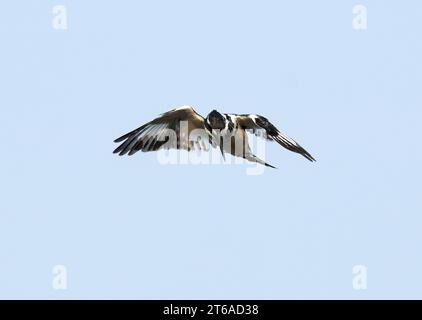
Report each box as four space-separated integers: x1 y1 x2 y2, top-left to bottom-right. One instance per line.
234 114 316 162
113 106 209 156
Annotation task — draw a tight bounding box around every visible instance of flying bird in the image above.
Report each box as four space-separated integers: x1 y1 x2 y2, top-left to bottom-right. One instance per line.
113 106 315 168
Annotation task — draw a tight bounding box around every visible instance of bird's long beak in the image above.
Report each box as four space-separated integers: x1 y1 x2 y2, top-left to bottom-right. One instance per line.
219 136 226 161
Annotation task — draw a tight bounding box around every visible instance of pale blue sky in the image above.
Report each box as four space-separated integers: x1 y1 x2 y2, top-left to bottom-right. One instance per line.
1 1 421 299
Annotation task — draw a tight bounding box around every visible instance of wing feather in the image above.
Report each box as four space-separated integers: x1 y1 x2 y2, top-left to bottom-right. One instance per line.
113 106 209 156
235 114 316 162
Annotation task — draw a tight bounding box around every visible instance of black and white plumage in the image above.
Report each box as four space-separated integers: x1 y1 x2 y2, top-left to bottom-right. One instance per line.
113 106 315 168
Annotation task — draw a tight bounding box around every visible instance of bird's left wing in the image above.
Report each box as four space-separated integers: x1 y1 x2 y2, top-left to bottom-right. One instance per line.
235 114 316 162
113 106 209 156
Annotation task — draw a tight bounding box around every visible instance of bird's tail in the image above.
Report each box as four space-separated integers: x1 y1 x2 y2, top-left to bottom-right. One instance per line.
244 153 277 169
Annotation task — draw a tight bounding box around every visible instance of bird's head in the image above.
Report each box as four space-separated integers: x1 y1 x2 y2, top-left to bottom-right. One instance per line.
206 109 226 130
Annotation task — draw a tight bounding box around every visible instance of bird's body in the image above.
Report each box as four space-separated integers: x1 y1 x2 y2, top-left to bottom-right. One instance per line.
113 106 315 168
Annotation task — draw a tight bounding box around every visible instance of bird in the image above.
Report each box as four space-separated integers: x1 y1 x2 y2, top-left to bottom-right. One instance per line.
113 106 315 168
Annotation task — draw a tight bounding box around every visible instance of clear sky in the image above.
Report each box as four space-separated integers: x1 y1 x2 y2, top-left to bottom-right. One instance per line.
1 1 421 299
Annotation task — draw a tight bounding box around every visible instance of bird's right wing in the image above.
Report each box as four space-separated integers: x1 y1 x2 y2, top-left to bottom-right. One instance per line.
235 114 316 162
113 106 210 156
